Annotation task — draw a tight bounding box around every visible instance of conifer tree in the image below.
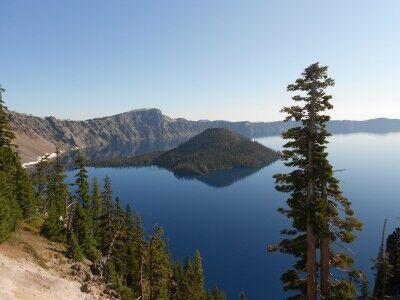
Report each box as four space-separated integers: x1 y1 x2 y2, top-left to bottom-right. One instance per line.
127 212 147 297
0 85 34 240
170 261 185 299
0 86 36 237
41 148 68 242
0 156 21 240
147 225 170 300
106 261 118 285
183 257 195 298
3 160 23 233
91 176 102 244
72 151 99 260
67 232 84 261
193 250 206 299
270 63 363 299
0 192 13 242
73 151 90 207
107 198 128 282
373 227 400 298
0 85 15 148
33 154 51 212
42 191 65 242
73 204 99 260
170 252 208 300
114 205 136 295
15 163 36 219
99 176 114 253
207 287 226 300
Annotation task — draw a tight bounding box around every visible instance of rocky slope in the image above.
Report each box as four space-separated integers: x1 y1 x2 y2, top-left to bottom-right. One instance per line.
0 224 117 300
8 108 289 163
8 108 400 163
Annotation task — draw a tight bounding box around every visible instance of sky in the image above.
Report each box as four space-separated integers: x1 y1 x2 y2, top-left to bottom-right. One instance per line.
1 0 399 122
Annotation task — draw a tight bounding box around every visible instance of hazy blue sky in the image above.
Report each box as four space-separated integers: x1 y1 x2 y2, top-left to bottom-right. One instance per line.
1 0 399 121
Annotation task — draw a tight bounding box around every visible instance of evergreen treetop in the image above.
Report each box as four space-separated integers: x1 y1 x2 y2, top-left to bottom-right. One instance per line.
271 63 363 299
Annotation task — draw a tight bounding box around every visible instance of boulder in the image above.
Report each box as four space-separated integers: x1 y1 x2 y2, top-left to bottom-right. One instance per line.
80 283 91 293
84 272 93 282
90 263 102 276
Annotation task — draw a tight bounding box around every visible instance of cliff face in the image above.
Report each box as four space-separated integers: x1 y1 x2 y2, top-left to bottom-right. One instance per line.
10 109 193 148
9 108 290 163
8 108 400 163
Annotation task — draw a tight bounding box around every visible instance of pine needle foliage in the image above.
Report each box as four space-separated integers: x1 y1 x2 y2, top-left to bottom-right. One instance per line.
270 63 364 299
0 85 36 241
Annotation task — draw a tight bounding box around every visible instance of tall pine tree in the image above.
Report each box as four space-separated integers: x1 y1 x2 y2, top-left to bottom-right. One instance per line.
147 225 170 300
72 151 99 260
41 148 68 242
91 176 102 245
0 85 35 240
270 63 363 299
99 176 114 253
0 85 15 148
193 250 206 299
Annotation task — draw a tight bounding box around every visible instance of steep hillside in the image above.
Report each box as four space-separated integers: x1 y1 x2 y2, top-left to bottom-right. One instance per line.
8 109 400 163
8 109 289 163
0 224 117 300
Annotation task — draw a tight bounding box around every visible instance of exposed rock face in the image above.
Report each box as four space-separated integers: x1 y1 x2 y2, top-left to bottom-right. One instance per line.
8 108 400 163
8 108 291 162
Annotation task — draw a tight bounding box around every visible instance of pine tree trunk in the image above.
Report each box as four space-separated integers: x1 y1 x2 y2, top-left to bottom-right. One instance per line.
306 187 317 300
148 239 154 300
140 255 146 300
320 237 329 298
102 228 121 278
307 93 317 300
320 182 330 299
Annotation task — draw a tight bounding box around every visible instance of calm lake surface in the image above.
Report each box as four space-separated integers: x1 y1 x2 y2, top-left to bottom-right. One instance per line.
66 133 400 299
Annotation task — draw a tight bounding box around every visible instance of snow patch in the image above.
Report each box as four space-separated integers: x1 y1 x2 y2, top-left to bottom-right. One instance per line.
22 147 79 168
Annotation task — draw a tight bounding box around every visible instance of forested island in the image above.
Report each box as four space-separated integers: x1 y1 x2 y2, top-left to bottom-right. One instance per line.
87 128 280 175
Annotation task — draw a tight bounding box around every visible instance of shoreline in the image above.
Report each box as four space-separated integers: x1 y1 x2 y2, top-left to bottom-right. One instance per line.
22 147 79 168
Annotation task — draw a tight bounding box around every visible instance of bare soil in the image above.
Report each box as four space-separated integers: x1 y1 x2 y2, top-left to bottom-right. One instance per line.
0 224 110 300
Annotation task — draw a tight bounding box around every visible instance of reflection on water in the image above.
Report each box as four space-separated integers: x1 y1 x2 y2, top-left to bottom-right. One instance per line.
174 167 265 188
64 133 400 299
63 138 278 187
62 137 188 169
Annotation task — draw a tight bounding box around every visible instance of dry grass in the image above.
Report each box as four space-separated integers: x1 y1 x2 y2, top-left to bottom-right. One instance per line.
22 242 48 269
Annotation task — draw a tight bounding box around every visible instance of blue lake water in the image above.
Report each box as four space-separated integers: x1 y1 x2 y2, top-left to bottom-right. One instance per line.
66 133 400 299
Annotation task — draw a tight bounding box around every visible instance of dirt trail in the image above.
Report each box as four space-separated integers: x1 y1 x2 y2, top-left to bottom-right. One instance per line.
0 225 108 300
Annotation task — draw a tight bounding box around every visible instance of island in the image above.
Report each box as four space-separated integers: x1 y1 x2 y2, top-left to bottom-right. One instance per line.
86 128 280 175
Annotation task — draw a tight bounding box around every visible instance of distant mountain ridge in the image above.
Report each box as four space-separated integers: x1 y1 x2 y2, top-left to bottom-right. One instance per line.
8 108 400 163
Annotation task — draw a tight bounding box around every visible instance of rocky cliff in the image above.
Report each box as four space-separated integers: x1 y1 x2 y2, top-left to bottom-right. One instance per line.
8 108 400 163
8 108 289 163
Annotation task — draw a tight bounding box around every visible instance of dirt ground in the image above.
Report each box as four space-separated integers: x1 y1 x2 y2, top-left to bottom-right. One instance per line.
0 224 108 300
